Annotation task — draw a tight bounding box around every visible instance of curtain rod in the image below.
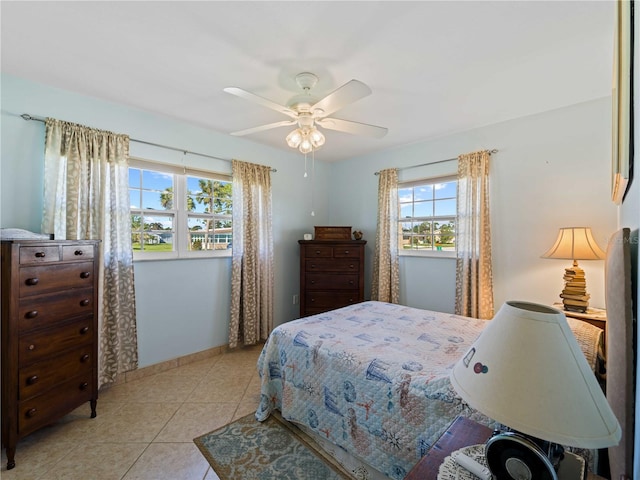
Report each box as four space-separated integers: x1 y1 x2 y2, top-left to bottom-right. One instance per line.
374 149 498 175
21 113 277 172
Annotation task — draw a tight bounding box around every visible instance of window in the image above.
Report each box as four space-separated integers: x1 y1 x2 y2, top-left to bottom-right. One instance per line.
398 176 457 253
129 159 232 259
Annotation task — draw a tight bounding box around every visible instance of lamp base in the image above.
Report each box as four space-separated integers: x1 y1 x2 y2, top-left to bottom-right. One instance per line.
485 432 585 480
559 261 590 313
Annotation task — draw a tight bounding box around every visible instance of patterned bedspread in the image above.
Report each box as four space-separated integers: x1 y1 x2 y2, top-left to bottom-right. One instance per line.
255 301 604 479
256 301 493 479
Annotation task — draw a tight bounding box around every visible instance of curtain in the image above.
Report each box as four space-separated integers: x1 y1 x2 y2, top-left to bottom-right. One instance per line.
229 160 274 348
455 150 494 319
42 118 138 387
371 168 400 303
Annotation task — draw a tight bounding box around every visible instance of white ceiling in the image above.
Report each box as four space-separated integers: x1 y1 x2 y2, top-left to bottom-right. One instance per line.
1 1 614 162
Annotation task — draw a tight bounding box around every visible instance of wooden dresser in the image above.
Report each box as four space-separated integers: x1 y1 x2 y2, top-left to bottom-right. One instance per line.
1 239 99 470
299 239 366 317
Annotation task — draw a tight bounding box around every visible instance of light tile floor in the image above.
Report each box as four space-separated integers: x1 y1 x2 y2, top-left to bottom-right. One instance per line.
1 345 263 480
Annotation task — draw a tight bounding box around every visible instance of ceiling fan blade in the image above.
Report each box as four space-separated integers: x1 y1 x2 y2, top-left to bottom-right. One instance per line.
224 87 298 119
316 117 388 138
311 80 372 117
230 120 296 136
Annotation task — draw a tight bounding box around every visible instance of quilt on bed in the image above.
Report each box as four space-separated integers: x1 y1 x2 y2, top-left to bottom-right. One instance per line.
256 301 494 479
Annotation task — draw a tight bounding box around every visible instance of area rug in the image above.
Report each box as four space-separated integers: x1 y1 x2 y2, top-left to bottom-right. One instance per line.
194 413 354 479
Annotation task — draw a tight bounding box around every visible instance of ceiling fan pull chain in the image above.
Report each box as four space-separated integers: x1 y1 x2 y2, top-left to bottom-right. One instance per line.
304 151 308 178
310 149 315 217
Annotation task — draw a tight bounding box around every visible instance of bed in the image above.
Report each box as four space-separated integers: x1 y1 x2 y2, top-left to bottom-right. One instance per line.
256 299 605 479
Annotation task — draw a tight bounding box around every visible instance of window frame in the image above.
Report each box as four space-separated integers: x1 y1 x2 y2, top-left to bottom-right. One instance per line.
129 158 232 261
398 174 457 258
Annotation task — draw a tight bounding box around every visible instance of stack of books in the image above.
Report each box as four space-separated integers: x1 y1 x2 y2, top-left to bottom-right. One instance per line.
560 264 589 313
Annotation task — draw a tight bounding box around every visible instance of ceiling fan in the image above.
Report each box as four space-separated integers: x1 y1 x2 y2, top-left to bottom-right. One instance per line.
224 72 388 153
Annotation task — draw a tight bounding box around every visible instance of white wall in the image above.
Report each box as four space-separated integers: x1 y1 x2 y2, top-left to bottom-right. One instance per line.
329 97 618 313
1 74 620 370
0 74 329 367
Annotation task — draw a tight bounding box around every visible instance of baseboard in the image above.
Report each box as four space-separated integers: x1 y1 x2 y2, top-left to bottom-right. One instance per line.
102 344 229 388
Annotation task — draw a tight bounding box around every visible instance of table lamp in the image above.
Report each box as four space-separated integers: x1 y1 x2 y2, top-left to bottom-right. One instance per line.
450 301 620 479
541 227 605 313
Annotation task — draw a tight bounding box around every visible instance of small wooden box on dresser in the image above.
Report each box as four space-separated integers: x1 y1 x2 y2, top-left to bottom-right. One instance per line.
299 239 366 317
1 239 99 470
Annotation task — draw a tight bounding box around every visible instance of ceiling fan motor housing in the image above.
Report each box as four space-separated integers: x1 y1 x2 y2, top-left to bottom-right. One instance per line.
295 72 319 90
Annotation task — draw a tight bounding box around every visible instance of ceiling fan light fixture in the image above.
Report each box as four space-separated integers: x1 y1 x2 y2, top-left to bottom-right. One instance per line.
286 129 303 148
287 126 325 153
299 138 313 154
310 128 325 147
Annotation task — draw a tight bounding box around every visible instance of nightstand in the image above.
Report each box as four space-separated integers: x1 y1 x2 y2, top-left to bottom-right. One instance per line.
405 415 607 480
552 302 607 331
405 416 492 479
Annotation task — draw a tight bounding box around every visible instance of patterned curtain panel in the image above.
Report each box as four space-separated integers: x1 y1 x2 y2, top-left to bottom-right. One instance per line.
42 118 138 387
371 168 399 303
455 150 494 319
229 160 274 348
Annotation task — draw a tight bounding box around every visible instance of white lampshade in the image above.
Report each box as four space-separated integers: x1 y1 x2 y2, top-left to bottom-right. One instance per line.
450 301 621 449
541 227 605 260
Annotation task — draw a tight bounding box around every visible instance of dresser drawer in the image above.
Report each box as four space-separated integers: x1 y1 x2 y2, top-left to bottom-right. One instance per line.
305 291 361 309
306 258 360 272
62 244 94 261
306 273 359 290
19 262 94 297
18 288 94 333
332 246 360 258
18 374 94 437
19 318 94 366
19 246 60 265
19 345 94 400
304 246 333 258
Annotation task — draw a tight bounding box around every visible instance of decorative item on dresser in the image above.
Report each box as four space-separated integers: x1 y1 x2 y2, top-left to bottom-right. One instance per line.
1 239 100 470
298 237 365 317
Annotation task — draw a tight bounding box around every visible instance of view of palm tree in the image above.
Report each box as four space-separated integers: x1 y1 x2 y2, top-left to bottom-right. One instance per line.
129 168 232 252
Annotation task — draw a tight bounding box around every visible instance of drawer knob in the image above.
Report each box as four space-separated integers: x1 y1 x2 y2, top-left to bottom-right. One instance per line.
80 272 91 279
349 280 354 285
28 344 35 351
34 252 46 258
74 250 84 256
81 354 90 363
80 326 89 334
79 382 89 391
25 310 39 319
311 299 315 303
26 375 39 385
344 250 349 254
315 250 321 255
25 278 39 286
310 280 316 284
80 299 90 307
349 264 355 269
26 408 37 418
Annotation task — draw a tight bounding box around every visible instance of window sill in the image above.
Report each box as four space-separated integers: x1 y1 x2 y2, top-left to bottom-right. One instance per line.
399 250 456 259
133 251 232 262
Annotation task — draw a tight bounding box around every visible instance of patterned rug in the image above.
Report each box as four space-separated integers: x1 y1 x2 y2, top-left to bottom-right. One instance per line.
194 413 354 479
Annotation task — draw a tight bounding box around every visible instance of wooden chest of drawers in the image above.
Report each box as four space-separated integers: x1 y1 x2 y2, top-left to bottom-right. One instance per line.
1 239 99 470
299 240 366 317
